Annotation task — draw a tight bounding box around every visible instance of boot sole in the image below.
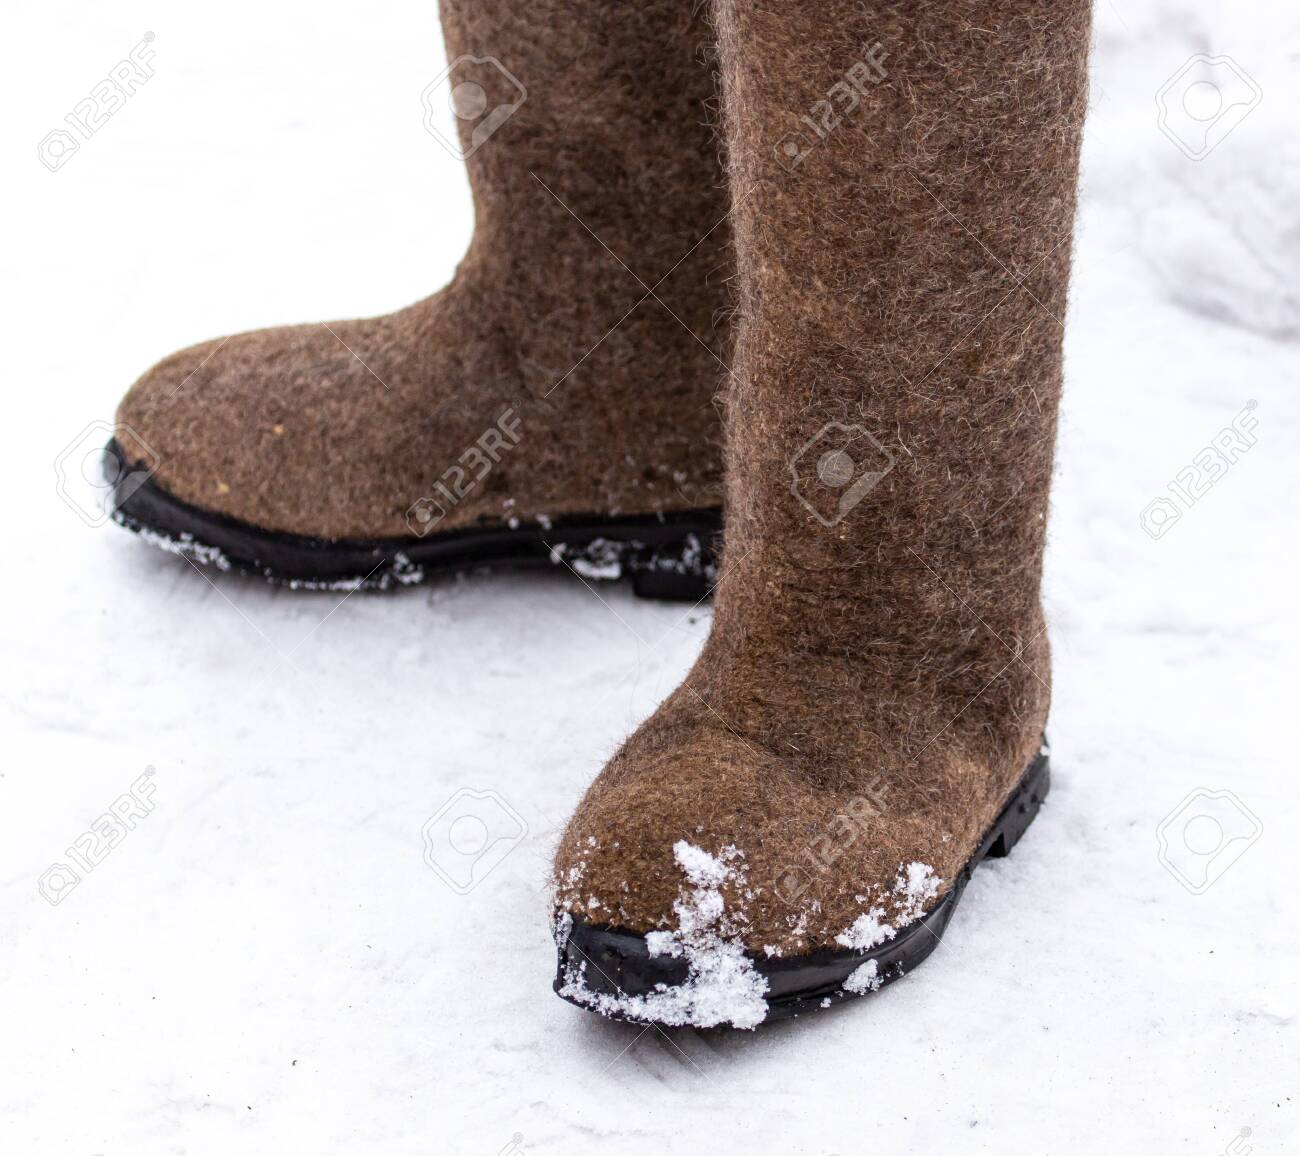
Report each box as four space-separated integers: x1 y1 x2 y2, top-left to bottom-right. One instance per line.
103 440 722 601
554 748 1050 1027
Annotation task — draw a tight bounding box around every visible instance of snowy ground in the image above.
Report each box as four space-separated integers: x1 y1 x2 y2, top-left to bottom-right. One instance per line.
3 2 1297 1153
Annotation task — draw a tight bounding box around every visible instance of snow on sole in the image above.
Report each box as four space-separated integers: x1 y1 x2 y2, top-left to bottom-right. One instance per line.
103 440 721 600
554 750 1050 1027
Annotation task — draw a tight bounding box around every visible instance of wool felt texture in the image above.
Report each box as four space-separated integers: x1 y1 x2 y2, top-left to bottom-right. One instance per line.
116 0 729 541
554 0 1093 957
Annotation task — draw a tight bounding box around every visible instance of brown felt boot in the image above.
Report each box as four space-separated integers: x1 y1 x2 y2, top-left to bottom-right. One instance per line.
108 0 728 597
553 0 1092 1026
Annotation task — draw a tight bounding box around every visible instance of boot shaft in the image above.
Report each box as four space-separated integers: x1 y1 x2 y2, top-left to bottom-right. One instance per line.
439 1 730 294
425 0 733 511
710 0 1091 661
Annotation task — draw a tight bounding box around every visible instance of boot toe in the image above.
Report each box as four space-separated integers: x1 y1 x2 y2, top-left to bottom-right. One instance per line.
113 319 408 538
551 731 961 1027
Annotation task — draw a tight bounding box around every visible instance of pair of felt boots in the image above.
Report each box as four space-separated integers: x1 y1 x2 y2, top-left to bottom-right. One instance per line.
108 0 1092 1028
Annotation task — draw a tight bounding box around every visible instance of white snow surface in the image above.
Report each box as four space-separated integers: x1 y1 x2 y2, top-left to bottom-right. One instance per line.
3 2 1298 1153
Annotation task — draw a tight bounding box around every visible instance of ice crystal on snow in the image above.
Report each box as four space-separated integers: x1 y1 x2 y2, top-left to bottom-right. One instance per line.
835 907 894 952
843 959 882 995
835 862 940 951
123 522 233 572
547 538 625 582
557 841 769 1030
551 910 573 947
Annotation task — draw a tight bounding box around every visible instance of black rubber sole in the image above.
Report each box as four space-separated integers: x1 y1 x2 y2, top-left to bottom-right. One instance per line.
104 440 721 600
554 749 1050 1027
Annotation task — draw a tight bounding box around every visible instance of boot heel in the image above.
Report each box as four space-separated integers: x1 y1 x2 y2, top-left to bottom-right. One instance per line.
630 566 714 602
983 750 1051 859
627 531 718 603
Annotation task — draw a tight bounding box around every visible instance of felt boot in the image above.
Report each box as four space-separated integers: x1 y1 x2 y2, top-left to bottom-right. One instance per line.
553 0 1092 1027
108 0 728 598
